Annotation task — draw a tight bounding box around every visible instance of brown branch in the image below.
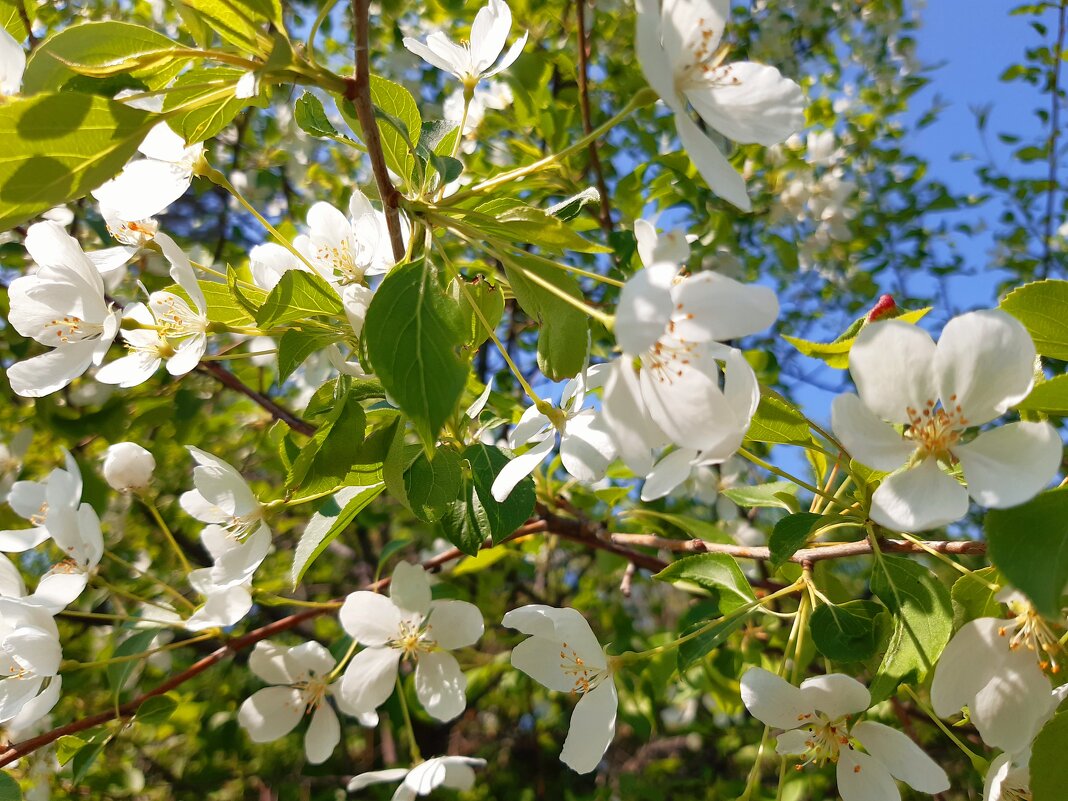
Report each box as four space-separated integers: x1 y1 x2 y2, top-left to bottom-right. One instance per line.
17 3 36 49
610 533 986 563
196 362 316 437
349 0 405 262
574 0 613 240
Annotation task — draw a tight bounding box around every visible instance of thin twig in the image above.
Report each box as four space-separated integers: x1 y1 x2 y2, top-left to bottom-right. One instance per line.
610 533 986 564
349 0 405 262
196 362 316 437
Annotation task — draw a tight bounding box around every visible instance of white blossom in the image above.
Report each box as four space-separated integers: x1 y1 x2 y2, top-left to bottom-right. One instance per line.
740 667 949 801
502 604 618 774
339 563 483 721
831 310 1062 533
102 442 156 492
238 640 376 764
635 0 805 210
7 222 121 397
348 756 486 799
0 599 62 728
403 0 527 88
0 26 24 95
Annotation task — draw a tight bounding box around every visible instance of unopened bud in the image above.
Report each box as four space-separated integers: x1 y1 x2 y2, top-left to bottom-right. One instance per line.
103 442 156 492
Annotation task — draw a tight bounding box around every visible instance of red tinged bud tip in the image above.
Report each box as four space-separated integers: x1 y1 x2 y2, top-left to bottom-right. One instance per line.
866 294 898 322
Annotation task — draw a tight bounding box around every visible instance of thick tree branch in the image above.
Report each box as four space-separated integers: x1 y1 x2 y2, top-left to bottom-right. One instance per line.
574 0 613 240
610 533 987 563
349 0 406 262
197 362 316 437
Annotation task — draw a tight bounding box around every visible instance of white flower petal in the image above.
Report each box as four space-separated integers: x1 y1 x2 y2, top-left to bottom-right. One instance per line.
8 340 99 398
671 271 780 342
930 617 1008 718
852 721 949 793
248 640 296 685
616 264 677 356
305 703 340 764
674 110 751 211
836 749 899 801
831 393 915 472
0 527 50 554
238 686 304 742
561 679 617 774
346 768 410 793
403 36 463 76
483 29 527 78
799 673 871 718
490 433 554 502
560 411 616 484
634 0 680 104
639 351 736 451
509 636 578 693
414 650 467 722
427 600 484 650
641 448 698 501
686 61 805 146
773 728 812 756
390 562 432 618
30 568 88 613
184 585 253 630
601 357 667 475
469 0 510 73
339 646 401 713
503 605 605 666
869 457 969 533
0 27 25 94
739 667 812 729
955 422 1061 509
92 159 193 221
339 591 402 646
971 646 1055 755
290 641 336 679
935 309 1036 427
849 320 937 425
440 756 484 790
9 676 60 732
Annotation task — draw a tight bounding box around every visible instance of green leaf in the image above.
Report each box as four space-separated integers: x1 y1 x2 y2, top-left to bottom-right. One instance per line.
721 481 798 510
440 473 491 556
0 1 29 40
226 266 267 318
277 329 343 384
57 735 87 766
71 737 108 783
503 252 588 380
626 510 731 544
404 448 463 523
192 279 259 326
469 199 611 254
951 567 1002 629
0 772 19 801
810 600 886 662
180 0 283 51
255 269 344 328
364 259 469 449
1001 279 1068 360
654 553 756 613
341 76 421 188
677 606 753 671
106 629 160 699
1031 710 1068 801
986 488 1068 618
869 555 953 701
451 277 505 349
465 444 536 543
0 92 153 231
162 66 266 144
286 391 366 494
22 21 185 94
291 483 385 587
783 306 932 369
294 91 362 147
547 187 601 221
768 512 822 569
1017 374 1068 414
135 694 179 726
746 389 812 446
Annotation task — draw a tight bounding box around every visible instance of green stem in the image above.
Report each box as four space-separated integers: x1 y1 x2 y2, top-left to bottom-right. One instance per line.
58 609 191 630
62 632 215 672
446 88 658 202
395 674 422 762
327 639 361 683
901 685 989 774
737 448 853 513
101 552 196 611
139 496 192 575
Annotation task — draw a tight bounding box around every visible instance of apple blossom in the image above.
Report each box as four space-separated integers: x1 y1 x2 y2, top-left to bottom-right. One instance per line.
7 221 121 397
635 0 805 210
87 207 160 290
347 756 486 799
238 640 376 764
294 191 400 287
403 0 527 89
831 310 1062 533
0 26 24 95
740 667 949 801
0 598 63 727
930 590 1063 755
338 562 483 721
490 368 616 502
102 442 156 492
92 123 205 222
0 450 83 554
502 604 618 774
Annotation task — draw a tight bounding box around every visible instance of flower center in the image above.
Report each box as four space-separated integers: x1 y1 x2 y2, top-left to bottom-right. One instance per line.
300 677 329 713
904 397 967 459
46 315 103 344
558 642 608 695
1000 602 1062 674
391 620 435 659
29 500 48 527
153 296 206 338
643 334 698 385
674 24 732 92
107 218 157 247
792 713 852 769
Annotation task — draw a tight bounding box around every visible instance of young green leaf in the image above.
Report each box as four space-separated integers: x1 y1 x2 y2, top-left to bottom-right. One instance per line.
654 553 756 613
768 512 822 569
1001 279 1068 360
255 270 344 327
291 483 385 587
277 329 343 384
1030 710 1068 801
810 600 886 661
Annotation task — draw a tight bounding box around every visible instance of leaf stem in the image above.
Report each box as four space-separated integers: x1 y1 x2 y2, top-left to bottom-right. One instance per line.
138 496 192 575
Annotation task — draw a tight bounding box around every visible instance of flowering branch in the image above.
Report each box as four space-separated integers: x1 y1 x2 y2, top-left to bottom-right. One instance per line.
196 362 317 437
610 533 987 563
349 0 406 262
